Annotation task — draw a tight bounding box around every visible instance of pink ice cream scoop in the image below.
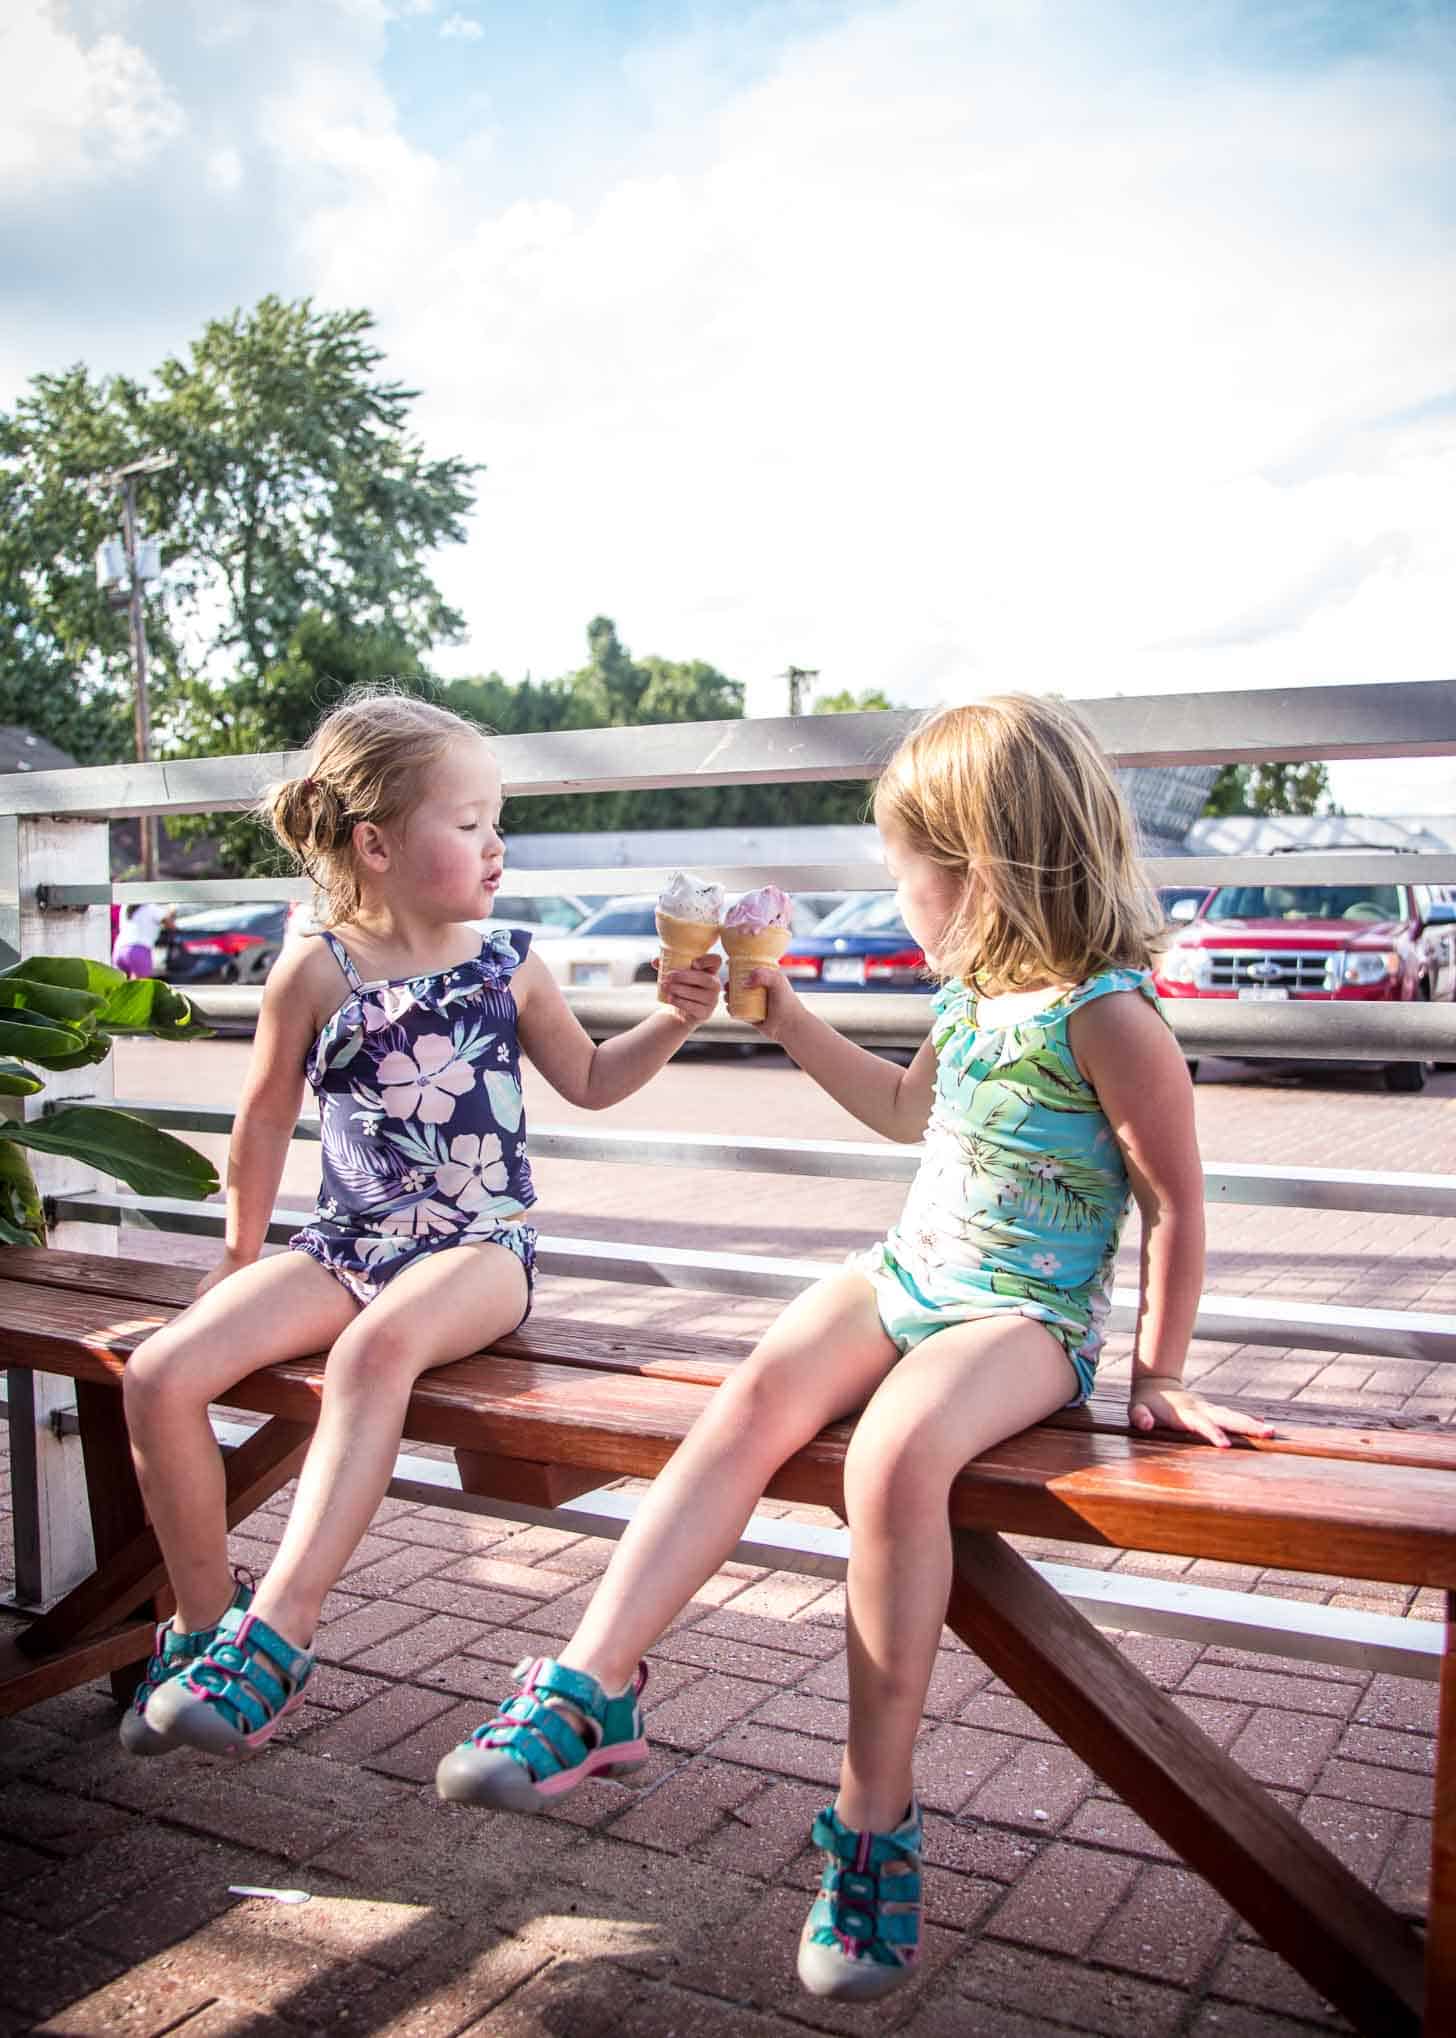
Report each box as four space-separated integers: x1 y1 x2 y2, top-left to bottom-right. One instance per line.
722 887 793 1020
723 886 792 932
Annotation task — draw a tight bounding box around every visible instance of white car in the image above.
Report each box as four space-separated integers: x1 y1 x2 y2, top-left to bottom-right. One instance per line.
541 894 823 991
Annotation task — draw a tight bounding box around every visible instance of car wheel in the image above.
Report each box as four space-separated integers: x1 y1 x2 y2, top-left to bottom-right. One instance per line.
1185 1060 1200 1083
632 963 657 985
1383 1060 1429 1093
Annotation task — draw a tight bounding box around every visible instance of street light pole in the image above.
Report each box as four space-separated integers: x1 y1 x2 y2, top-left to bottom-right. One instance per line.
117 472 157 882
780 665 820 716
96 452 174 884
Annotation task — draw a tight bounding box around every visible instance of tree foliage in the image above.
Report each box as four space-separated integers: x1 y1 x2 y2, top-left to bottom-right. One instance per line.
1203 761 1337 818
0 298 476 773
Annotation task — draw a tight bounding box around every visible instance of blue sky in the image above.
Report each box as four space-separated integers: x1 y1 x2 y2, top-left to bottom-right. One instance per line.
4 0 1454 810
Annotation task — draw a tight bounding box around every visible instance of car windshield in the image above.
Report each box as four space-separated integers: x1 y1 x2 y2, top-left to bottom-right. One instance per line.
575 905 658 938
811 893 912 939
494 895 586 929
1202 884 1405 924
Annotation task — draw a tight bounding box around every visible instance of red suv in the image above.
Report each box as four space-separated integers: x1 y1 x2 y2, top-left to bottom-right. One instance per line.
1155 876 1456 1091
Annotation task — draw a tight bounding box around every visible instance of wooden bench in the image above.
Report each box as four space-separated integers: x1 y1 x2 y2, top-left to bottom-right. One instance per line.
0 1244 1452 2034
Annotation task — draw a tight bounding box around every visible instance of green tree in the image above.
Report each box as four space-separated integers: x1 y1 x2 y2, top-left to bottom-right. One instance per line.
0 298 477 780
1203 761 1337 818
445 622 903 836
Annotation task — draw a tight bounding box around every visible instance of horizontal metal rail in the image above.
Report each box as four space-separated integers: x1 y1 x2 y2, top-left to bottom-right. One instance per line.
173 982 1456 1059
38 846 1456 911
109 1103 1456 1218
3 679 1455 822
50 1191 1456 1364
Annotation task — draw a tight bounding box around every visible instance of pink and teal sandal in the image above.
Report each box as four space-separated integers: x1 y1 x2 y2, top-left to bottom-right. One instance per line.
435 1654 648 1812
797 1799 923 2002
118 1571 254 1758
144 1606 314 1755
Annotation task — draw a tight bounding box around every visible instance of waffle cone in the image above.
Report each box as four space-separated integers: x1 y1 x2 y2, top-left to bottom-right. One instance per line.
722 924 790 1021
655 909 721 1004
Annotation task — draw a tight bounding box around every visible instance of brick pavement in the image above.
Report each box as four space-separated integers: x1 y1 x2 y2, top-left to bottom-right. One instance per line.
0 1053 1448 2034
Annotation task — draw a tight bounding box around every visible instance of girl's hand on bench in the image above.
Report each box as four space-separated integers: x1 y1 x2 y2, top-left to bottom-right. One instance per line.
1128 1376 1276 1450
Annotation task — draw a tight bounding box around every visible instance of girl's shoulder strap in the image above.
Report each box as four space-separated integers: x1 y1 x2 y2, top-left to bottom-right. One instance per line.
477 924 532 976
314 927 364 992
1058 965 1157 1018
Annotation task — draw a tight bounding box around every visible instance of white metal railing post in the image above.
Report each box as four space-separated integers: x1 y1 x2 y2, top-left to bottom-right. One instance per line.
2 811 114 1606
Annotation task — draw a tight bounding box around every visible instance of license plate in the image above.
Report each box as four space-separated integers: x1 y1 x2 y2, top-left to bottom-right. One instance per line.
571 963 611 986
822 957 866 985
1237 987 1289 1001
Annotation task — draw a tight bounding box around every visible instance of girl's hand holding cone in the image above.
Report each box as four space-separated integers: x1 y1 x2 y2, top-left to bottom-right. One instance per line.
656 950 723 1026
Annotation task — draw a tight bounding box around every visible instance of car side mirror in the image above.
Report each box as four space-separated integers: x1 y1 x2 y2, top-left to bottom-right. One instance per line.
1168 897 1200 923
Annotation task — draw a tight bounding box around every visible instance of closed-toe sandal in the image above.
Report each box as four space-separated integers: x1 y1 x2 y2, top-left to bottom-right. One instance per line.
796 1799 923 2002
144 1606 314 1755
118 1570 254 1757
436 1655 648 1812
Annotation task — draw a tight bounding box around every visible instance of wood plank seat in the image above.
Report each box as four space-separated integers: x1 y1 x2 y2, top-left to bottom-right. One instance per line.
1 1245 1451 2034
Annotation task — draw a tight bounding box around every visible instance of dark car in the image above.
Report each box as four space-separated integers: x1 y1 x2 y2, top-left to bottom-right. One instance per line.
159 903 290 985
778 892 932 991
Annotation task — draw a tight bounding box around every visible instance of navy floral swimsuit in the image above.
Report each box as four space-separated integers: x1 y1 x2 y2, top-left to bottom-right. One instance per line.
289 927 537 1314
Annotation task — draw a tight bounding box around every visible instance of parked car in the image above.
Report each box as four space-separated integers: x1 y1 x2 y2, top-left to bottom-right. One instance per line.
158 903 291 985
1155 878 1456 1090
483 892 590 935
541 894 823 991
778 891 933 992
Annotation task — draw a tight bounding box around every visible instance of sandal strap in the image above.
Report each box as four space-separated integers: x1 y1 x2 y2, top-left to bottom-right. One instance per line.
806 1802 923 1964
183 1608 313 1736
134 1571 255 1712
462 1656 647 1781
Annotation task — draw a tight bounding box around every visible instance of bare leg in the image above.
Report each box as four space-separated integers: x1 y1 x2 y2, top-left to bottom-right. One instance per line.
123 1254 359 1631
249 1240 529 1650
560 1271 898 1694
837 1315 1078 1833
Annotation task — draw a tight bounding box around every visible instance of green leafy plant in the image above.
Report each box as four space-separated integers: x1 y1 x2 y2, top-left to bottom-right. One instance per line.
0 955 219 1247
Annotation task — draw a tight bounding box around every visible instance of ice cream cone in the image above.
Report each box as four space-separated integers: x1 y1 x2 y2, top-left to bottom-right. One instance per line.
656 909 721 1004
723 924 790 1021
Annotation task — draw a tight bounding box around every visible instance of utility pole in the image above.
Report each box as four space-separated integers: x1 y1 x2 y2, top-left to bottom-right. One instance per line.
780 665 820 716
95 452 174 883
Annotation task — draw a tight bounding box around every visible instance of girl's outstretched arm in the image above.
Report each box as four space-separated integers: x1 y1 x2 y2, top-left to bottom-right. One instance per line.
1071 989 1274 1448
198 940 321 1297
751 966 936 1144
514 948 721 1109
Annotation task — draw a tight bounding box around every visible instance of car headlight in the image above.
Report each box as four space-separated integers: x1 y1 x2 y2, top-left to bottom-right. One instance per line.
1160 948 1212 988
1341 950 1400 985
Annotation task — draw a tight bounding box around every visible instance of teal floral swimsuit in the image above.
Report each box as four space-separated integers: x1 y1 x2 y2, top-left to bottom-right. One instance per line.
855 967 1158 1402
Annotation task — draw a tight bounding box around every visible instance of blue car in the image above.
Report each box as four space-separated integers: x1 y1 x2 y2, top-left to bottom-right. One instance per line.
779 892 932 991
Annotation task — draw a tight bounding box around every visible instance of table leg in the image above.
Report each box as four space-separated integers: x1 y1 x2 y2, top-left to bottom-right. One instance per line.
946 1528 1424 2038
1426 1592 1456 2032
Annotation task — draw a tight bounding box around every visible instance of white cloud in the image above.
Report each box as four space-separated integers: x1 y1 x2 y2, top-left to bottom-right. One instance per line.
439 12 483 39
3 0 1453 809
0 1 185 185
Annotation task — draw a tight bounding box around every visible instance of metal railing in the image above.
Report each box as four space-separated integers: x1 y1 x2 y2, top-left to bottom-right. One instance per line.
5 677 1455 1677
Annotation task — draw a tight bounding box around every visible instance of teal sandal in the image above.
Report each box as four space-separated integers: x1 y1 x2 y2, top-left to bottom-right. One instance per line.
118 1570 254 1757
797 1799 923 2002
144 1606 314 1754
436 1654 648 1812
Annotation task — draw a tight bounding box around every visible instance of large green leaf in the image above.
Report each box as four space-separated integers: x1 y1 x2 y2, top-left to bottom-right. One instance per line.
0 1106 219 1199
96 976 212 1040
0 980 103 1025
0 1009 90 1063
0 955 126 998
0 1061 43 1097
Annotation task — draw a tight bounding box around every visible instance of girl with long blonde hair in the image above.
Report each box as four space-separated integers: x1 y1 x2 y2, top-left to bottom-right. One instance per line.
438 691 1269 2003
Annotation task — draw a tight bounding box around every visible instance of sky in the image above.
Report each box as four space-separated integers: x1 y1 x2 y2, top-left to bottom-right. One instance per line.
3 0 1453 812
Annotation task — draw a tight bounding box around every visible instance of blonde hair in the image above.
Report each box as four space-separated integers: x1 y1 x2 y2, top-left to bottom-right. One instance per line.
875 693 1164 993
263 688 489 926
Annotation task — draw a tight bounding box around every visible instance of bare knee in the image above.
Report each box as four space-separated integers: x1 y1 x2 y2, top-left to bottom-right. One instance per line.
706 1354 825 1459
843 1416 954 1533
325 1317 418 1394
123 1326 200 1425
